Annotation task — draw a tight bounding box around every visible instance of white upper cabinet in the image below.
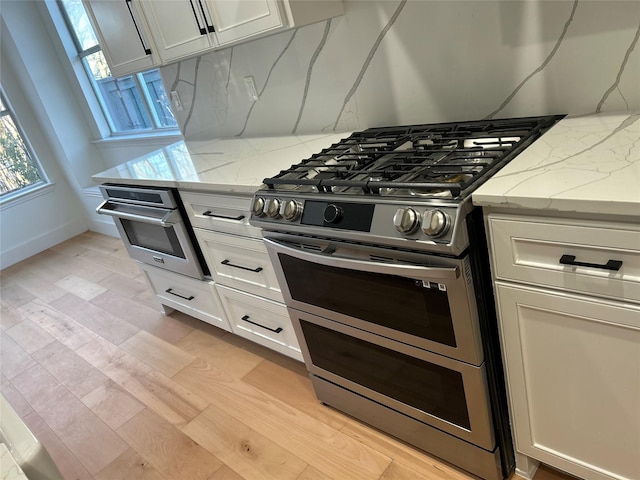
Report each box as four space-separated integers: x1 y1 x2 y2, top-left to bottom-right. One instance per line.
88 0 344 72
206 0 283 47
139 0 215 63
83 0 159 77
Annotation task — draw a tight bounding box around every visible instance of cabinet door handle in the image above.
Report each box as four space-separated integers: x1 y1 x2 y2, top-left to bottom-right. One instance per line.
241 315 283 333
221 259 263 273
188 0 207 35
197 0 216 32
165 288 195 301
125 0 152 55
559 254 623 272
202 211 245 221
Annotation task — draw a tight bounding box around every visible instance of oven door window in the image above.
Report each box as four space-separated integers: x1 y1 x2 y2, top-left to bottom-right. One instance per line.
121 219 186 258
301 320 470 429
279 253 456 347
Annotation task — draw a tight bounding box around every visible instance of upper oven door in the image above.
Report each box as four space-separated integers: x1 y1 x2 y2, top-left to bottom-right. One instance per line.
263 233 484 365
98 200 205 279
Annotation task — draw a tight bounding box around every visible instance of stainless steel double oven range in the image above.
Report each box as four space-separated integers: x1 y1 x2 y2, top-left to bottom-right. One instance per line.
250 116 562 480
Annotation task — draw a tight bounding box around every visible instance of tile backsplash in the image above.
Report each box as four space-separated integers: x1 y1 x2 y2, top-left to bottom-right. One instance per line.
161 0 640 140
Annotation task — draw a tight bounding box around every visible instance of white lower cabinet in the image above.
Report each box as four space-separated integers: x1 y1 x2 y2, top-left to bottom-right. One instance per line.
488 212 640 480
179 189 301 362
496 283 640 480
194 228 283 302
217 284 302 361
139 262 231 332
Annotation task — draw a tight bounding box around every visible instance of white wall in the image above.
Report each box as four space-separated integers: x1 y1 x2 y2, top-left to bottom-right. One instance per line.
0 34 87 269
162 0 640 139
0 0 179 268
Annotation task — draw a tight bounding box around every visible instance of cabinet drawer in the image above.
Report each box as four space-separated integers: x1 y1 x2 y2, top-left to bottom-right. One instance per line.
195 228 284 302
216 285 302 361
180 191 261 238
488 215 640 303
139 263 230 332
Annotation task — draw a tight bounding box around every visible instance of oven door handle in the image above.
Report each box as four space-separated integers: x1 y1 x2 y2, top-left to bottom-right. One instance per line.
263 237 459 280
96 200 181 227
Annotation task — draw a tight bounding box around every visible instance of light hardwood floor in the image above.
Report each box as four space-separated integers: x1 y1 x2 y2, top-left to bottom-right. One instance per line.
0 232 577 480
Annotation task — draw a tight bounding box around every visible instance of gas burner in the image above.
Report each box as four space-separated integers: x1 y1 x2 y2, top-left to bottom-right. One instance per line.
262 116 563 200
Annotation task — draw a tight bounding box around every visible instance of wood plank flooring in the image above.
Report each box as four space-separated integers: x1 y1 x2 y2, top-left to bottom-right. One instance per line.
0 232 577 480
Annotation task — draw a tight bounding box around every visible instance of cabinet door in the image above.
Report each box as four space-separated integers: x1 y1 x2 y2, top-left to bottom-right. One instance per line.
496 282 640 480
205 0 284 46
84 0 158 77
139 0 213 63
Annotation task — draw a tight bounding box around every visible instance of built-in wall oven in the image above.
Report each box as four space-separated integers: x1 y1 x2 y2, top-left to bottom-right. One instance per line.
97 184 208 279
250 116 563 480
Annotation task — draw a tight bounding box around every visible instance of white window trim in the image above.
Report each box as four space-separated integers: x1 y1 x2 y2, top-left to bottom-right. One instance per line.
0 183 57 211
0 87 52 207
40 1 181 141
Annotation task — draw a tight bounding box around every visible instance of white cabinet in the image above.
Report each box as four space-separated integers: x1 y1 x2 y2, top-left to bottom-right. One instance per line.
138 262 230 332
142 0 284 63
206 0 283 47
138 0 215 64
180 189 301 360
194 229 283 302
487 213 640 480
87 0 344 72
217 285 302 361
83 0 159 77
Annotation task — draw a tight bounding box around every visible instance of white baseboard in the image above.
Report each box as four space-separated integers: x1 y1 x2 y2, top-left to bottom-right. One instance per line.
0 217 87 269
88 217 119 238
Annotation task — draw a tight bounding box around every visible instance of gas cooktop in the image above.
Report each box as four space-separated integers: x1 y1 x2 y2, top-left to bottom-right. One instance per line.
260 115 563 199
251 115 563 255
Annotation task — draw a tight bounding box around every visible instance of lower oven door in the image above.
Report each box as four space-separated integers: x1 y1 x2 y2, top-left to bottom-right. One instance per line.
263 233 483 365
291 309 495 450
98 200 205 279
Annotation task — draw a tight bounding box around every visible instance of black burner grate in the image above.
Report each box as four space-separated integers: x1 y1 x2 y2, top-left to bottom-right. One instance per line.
263 115 563 199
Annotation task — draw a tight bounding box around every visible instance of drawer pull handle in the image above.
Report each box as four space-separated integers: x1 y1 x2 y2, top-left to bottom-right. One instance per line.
165 288 195 301
559 254 623 272
202 211 245 221
221 259 263 273
241 315 283 334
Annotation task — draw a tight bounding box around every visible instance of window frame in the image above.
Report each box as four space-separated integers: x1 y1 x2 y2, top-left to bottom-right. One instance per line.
55 0 178 137
0 87 51 206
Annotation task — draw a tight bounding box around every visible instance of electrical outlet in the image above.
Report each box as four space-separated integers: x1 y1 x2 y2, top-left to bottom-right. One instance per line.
243 76 259 101
170 91 184 111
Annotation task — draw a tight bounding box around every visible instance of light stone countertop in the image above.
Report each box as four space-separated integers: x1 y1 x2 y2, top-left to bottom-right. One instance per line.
93 112 639 218
472 111 640 217
92 132 351 194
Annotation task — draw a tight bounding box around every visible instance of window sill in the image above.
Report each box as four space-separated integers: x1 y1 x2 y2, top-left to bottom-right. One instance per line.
92 130 183 148
0 182 56 210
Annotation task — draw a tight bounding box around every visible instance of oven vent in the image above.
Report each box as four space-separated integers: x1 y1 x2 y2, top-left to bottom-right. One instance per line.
369 254 395 263
463 258 473 287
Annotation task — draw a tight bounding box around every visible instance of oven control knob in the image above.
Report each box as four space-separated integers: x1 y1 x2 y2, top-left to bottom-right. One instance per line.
265 198 281 218
393 208 420 234
251 197 265 216
422 209 450 237
323 204 343 224
282 200 303 221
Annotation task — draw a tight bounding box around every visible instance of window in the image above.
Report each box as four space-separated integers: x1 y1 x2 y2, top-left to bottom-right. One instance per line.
58 0 177 134
0 89 48 199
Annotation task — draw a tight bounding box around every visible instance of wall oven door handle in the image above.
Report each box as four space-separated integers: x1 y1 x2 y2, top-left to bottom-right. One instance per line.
96 200 180 227
263 237 459 280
